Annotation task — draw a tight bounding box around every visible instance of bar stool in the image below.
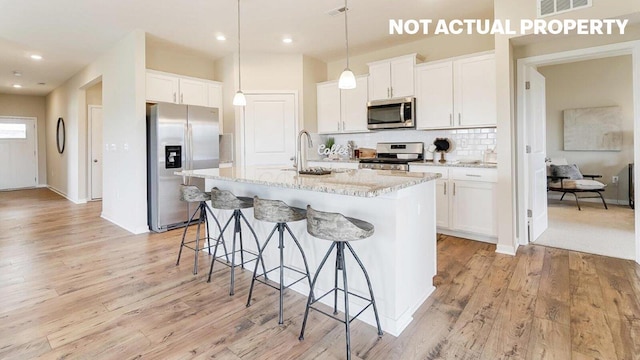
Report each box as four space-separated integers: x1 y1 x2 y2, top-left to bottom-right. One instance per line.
176 185 227 275
206 188 266 296
246 196 312 325
299 205 383 360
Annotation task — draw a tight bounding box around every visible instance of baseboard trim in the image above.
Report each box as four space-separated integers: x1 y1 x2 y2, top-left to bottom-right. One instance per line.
438 228 497 244
100 213 149 235
496 243 518 256
36 184 48 188
47 186 86 204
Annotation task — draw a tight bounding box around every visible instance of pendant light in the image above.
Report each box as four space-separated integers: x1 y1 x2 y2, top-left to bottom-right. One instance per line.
232 0 246 106
338 0 356 89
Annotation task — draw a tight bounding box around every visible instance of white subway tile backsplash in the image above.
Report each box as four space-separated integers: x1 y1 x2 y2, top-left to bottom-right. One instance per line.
323 127 497 160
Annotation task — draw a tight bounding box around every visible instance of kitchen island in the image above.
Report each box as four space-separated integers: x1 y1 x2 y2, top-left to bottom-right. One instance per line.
176 166 440 336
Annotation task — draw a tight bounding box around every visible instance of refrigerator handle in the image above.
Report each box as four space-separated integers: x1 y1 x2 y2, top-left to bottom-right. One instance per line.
188 123 194 171
184 123 190 185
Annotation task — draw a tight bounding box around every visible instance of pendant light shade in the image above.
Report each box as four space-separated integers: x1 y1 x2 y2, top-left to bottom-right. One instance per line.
234 0 245 107
233 90 246 106
338 0 355 90
338 69 356 89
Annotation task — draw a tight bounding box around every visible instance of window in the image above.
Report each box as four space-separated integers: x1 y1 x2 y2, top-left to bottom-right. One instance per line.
0 123 27 139
538 0 591 17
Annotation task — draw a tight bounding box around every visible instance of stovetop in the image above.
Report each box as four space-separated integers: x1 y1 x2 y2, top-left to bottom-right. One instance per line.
358 158 413 164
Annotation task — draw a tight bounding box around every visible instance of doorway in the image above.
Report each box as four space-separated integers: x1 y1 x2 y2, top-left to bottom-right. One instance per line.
0 117 37 190
518 41 640 261
241 93 297 167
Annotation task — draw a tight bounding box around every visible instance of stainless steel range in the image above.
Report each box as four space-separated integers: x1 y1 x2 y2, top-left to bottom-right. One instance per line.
358 142 424 171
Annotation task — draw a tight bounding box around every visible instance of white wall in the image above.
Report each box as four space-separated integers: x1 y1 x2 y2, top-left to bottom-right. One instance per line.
146 35 216 80
539 55 634 203
0 94 47 185
46 30 147 233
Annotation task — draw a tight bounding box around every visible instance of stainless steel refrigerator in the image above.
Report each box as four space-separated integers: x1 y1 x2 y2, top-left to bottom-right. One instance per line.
147 102 219 232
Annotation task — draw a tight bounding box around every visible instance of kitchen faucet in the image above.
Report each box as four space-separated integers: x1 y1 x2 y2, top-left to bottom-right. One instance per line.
295 130 313 172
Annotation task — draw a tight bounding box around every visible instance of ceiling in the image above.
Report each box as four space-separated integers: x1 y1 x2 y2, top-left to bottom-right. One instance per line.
0 0 493 96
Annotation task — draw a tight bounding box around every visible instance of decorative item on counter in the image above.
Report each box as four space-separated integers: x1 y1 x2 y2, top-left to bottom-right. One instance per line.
433 138 451 163
358 147 376 159
317 137 348 159
347 140 355 159
484 147 497 164
425 144 436 162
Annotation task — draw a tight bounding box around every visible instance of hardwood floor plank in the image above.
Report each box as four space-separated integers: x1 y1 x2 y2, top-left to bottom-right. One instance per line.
1 188 639 360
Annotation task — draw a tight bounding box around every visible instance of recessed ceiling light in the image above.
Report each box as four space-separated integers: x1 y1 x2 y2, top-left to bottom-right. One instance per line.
13 71 22 77
282 37 293 44
30 54 43 60
13 84 22 88
216 35 226 41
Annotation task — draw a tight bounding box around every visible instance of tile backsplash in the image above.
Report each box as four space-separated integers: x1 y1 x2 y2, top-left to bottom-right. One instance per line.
312 128 497 161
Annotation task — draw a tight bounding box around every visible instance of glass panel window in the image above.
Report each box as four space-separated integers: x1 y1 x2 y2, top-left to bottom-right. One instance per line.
0 123 27 139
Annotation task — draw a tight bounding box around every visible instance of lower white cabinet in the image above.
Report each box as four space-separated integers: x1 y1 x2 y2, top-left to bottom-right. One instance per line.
410 165 497 242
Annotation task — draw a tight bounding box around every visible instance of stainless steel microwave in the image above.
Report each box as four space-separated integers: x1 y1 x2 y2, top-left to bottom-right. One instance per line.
367 97 415 130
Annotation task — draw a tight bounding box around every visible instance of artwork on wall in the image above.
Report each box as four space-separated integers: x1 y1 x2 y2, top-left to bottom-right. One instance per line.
563 106 622 151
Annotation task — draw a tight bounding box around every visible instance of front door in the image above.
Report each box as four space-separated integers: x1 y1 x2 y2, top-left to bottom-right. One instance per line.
243 94 296 166
526 67 548 242
0 117 37 190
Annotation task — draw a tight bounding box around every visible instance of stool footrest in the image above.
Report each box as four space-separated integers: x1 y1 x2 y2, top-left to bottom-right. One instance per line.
308 287 375 325
252 265 309 291
212 249 260 268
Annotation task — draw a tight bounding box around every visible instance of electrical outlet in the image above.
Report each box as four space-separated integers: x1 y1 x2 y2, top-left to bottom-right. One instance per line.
612 176 619 184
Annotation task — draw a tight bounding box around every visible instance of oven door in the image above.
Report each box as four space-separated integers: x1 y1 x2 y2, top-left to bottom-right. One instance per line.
367 98 415 130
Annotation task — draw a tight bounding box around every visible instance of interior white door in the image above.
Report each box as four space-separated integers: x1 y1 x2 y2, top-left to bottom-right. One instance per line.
244 94 296 166
89 106 103 200
526 66 548 242
0 117 37 190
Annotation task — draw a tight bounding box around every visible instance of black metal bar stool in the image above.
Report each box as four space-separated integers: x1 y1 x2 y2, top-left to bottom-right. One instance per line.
246 196 312 325
206 188 266 296
299 205 383 360
176 185 227 275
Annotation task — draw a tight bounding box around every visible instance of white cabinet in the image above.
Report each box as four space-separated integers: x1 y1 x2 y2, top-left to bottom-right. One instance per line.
415 53 496 129
316 76 368 134
410 165 497 242
146 70 224 133
146 72 179 103
367 54 417 101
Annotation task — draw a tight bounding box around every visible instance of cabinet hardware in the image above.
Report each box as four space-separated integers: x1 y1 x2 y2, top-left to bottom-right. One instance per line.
453 182 456 196
342 121 346 131
390 87 393 98
450 114 453 126
458 113 461 125
444 182 447 195
465 174 482 177
337 121 341 131
180 93 184 103
387 88 390 98
173 93 176 103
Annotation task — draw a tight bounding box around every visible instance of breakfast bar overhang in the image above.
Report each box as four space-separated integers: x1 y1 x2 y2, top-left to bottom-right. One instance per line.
177 167 440 336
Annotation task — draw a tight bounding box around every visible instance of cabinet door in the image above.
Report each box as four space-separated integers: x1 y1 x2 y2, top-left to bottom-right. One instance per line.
368 62 391 101
415 62 454 129
390 56 415 98
451 180 497 236
179 78 209 106
208 83 224 134
341 76 369 132
454 54 496 127
436 179 450 228
317 82 341 134
146 72 179 103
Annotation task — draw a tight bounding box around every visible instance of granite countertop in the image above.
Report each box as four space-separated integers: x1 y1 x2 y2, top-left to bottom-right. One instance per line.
410 160 497 169
176 166 440 197
307 158 361 163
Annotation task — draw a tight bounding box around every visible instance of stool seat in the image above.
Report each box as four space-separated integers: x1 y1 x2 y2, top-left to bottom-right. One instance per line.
306 206 374 242
253 197 306 222
180 185 211 203
210 188 253 210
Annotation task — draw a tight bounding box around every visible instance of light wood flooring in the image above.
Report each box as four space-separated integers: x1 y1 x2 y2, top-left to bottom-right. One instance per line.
1 188 639 359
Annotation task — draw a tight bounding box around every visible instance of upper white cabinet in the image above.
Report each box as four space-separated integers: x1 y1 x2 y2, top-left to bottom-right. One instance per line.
415 52 496 129
146 72 179 104
317 76 368 134
146 70 224 133
367 54 418 101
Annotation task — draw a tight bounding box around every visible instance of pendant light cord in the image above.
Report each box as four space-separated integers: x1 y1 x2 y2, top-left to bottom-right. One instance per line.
344 0 349 69
237 0 242 90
